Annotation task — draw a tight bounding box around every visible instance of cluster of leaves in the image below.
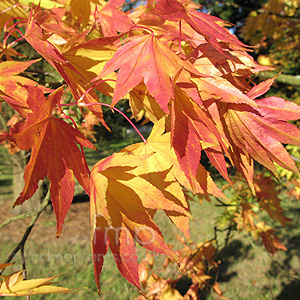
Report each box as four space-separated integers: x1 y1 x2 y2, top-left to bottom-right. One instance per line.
136 239 225 300
218 172 291 254
1 0 300 297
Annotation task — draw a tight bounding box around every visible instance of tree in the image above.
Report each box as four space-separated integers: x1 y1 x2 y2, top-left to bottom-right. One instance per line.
241 0 300 99
1 0 300 298
197 0 266 26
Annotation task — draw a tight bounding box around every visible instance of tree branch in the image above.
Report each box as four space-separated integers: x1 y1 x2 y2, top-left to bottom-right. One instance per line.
259 71 300 87
0 211 36 229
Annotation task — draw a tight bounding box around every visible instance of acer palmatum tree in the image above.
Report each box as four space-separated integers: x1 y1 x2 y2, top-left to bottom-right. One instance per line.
0 0 299 298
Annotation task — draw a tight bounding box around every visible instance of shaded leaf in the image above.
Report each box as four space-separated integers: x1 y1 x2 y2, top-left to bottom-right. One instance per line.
90 152 186 292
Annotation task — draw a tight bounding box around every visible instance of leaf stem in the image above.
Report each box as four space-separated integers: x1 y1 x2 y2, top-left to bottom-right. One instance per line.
177 20 182 54
77 79 147 143
79 79 117 102
3 28 25 48
79 102 147 143
3 17 26 35
129 25 155 36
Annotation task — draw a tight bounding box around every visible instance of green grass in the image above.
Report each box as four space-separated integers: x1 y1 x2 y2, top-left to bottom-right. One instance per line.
0 241 139 300
1 197 299 300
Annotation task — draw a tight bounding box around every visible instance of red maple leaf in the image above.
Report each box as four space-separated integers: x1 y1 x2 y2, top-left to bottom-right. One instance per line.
152 0 247 55
6 86 96 237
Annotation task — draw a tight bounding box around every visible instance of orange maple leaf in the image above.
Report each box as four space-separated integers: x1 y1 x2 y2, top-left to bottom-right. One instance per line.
96 32 200 112
152 0 248 55
223 104 300 177
254 174 292 227
123 117 226 201
254 222 287 255
5 86 95 237
94 0 134 37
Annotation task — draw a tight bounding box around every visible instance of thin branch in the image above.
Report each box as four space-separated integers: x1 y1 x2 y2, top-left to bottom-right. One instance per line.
214 198 236 207
0 212 36 229
0 190 51 274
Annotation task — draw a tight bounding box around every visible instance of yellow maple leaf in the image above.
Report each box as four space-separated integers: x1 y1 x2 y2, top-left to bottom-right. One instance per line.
0 263 78 296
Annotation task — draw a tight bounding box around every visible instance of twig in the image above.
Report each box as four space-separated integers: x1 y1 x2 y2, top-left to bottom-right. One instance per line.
0 189 51 275
0 212 36 229
214 198 236 206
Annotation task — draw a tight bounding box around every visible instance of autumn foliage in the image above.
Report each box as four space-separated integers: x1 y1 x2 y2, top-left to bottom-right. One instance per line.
0 0 299 298
0 263 76 296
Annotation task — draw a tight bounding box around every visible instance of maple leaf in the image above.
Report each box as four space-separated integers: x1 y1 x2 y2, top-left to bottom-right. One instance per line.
256 96 300 121
190 43 271 90
252 222 287 255
96 32 200 112
234 201 257 231
62 35 118 99
122 120 191 240
80 111 101 141
94 0 134 37
247 76 300 121
152 0 247 55
24 7 118 126
0 263 77 296
90 152 190 292
222 103 300 178
5 86 96 237
0 59 52 116
254 174 292 227
247 77 277 100
193 75 257 106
